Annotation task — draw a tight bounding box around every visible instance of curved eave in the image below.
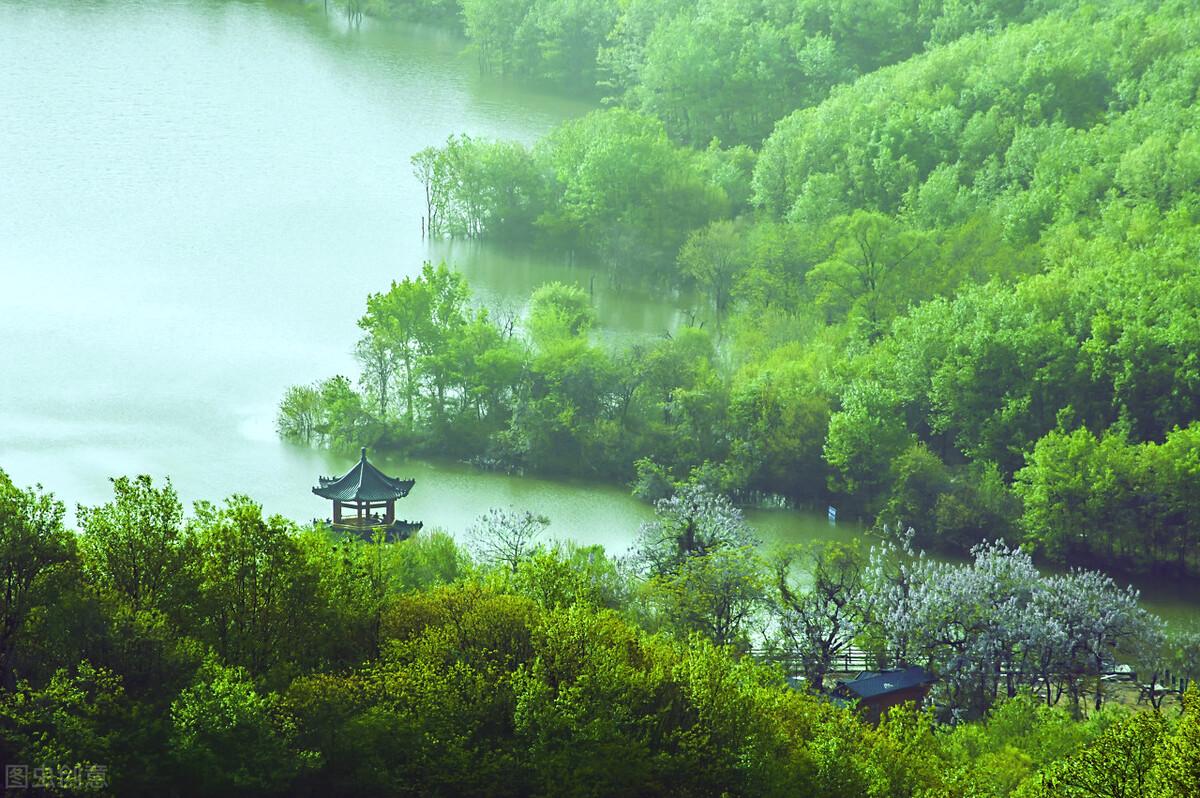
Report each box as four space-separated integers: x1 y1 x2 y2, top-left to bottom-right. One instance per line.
312 479 414 502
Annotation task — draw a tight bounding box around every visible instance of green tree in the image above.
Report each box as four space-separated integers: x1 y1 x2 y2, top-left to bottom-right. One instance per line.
77 475 191 616
806 211 933 337
1151 685 1200 798
1034 711 1167 798
526 282 596 346
647 543 767 647
0 471 72 689
678 219 748 321
536 109 726 279
190 497 322 682
823 382 914 508
169 661 306 797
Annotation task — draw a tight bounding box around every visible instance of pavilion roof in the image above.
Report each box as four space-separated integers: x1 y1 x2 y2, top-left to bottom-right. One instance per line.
312 448 415 502
836 666 934 701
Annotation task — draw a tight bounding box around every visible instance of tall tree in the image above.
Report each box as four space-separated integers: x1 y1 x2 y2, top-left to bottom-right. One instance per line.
0 471 72 689
77 475 190 616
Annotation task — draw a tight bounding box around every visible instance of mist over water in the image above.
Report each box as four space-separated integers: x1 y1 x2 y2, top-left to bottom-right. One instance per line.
0 0 1193 624
0 0 690 537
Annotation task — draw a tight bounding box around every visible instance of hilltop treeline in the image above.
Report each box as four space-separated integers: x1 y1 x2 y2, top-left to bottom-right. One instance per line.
285 0 1200 576
3 469 1199 796
370 0 1074 147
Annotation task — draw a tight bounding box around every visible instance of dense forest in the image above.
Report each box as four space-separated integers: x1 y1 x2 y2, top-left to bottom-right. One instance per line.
7 0 1200 794
286 0 1200 579
2 468 1199 796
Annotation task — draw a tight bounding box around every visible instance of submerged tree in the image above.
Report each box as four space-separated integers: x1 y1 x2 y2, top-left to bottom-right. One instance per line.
276 384 322 445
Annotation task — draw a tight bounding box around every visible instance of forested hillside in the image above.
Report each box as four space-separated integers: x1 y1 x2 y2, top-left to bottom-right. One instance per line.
2 470 1198 796
288 0 1200 578
8 0 1200 795
371 0 1075 144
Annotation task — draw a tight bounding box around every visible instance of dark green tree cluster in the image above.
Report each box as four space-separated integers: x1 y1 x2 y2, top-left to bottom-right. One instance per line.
412 112 734 280
365 0 1072 146
2 469 1197 796
0 469 464 796
1017 424 1200 574
281 262 738 481
355 0 1200 578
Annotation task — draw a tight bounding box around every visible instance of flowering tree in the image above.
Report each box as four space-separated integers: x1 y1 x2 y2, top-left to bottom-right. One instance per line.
633 485 765 647
469 507 550 573
1040 569 1162 713
856 530 1163 718
632 483 757 577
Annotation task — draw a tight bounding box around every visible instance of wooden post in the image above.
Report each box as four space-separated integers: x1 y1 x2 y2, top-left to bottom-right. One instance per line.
333 502 342 523
385 500 395 525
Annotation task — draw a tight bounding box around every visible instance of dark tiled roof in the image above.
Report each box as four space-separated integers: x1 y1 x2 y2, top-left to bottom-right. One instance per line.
838 666 934 700
312 448 415 502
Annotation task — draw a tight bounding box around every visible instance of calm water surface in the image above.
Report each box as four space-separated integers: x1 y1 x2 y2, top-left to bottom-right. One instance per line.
0 0 731 542
0 0 1193 624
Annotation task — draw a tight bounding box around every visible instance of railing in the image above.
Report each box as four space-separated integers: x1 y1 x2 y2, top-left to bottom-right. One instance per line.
752 648 1141 683
751 647 878 672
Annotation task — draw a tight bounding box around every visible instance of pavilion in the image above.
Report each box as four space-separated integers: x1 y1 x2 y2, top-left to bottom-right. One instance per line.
831 666 935 724
313 447 422 542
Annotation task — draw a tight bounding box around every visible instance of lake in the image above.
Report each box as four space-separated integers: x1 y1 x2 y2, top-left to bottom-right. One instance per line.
0 0 1193 625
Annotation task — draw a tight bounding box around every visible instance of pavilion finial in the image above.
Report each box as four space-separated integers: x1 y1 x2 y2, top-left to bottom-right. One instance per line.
360 446 367 461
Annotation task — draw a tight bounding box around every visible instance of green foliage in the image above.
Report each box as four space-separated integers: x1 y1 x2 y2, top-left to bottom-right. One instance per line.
412 135 545 239
1153 686 1200 798
725 347 832 504
0 662 129 793
536 109 728 278
0 471 73 689
629 0 850 145
678 219 748 320
76 475 190 616
2 470 1195 796
1016 423 1200 571
168 661 308 797
295 0 1200 583
417 0 1072 147
526 281 595 345
824 381 913 506
806 211 936 337
1030 709 1168 798
189 497 324 684
460 0 618 88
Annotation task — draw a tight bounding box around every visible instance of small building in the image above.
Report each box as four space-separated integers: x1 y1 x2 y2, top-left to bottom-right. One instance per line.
832 666 935 724
313 447 422 542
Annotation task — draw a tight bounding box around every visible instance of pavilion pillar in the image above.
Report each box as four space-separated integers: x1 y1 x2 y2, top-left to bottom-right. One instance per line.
385 500 395 525
333 502 342 523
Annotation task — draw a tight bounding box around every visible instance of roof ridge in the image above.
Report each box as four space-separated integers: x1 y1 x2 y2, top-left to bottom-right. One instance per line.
355 447 367 496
